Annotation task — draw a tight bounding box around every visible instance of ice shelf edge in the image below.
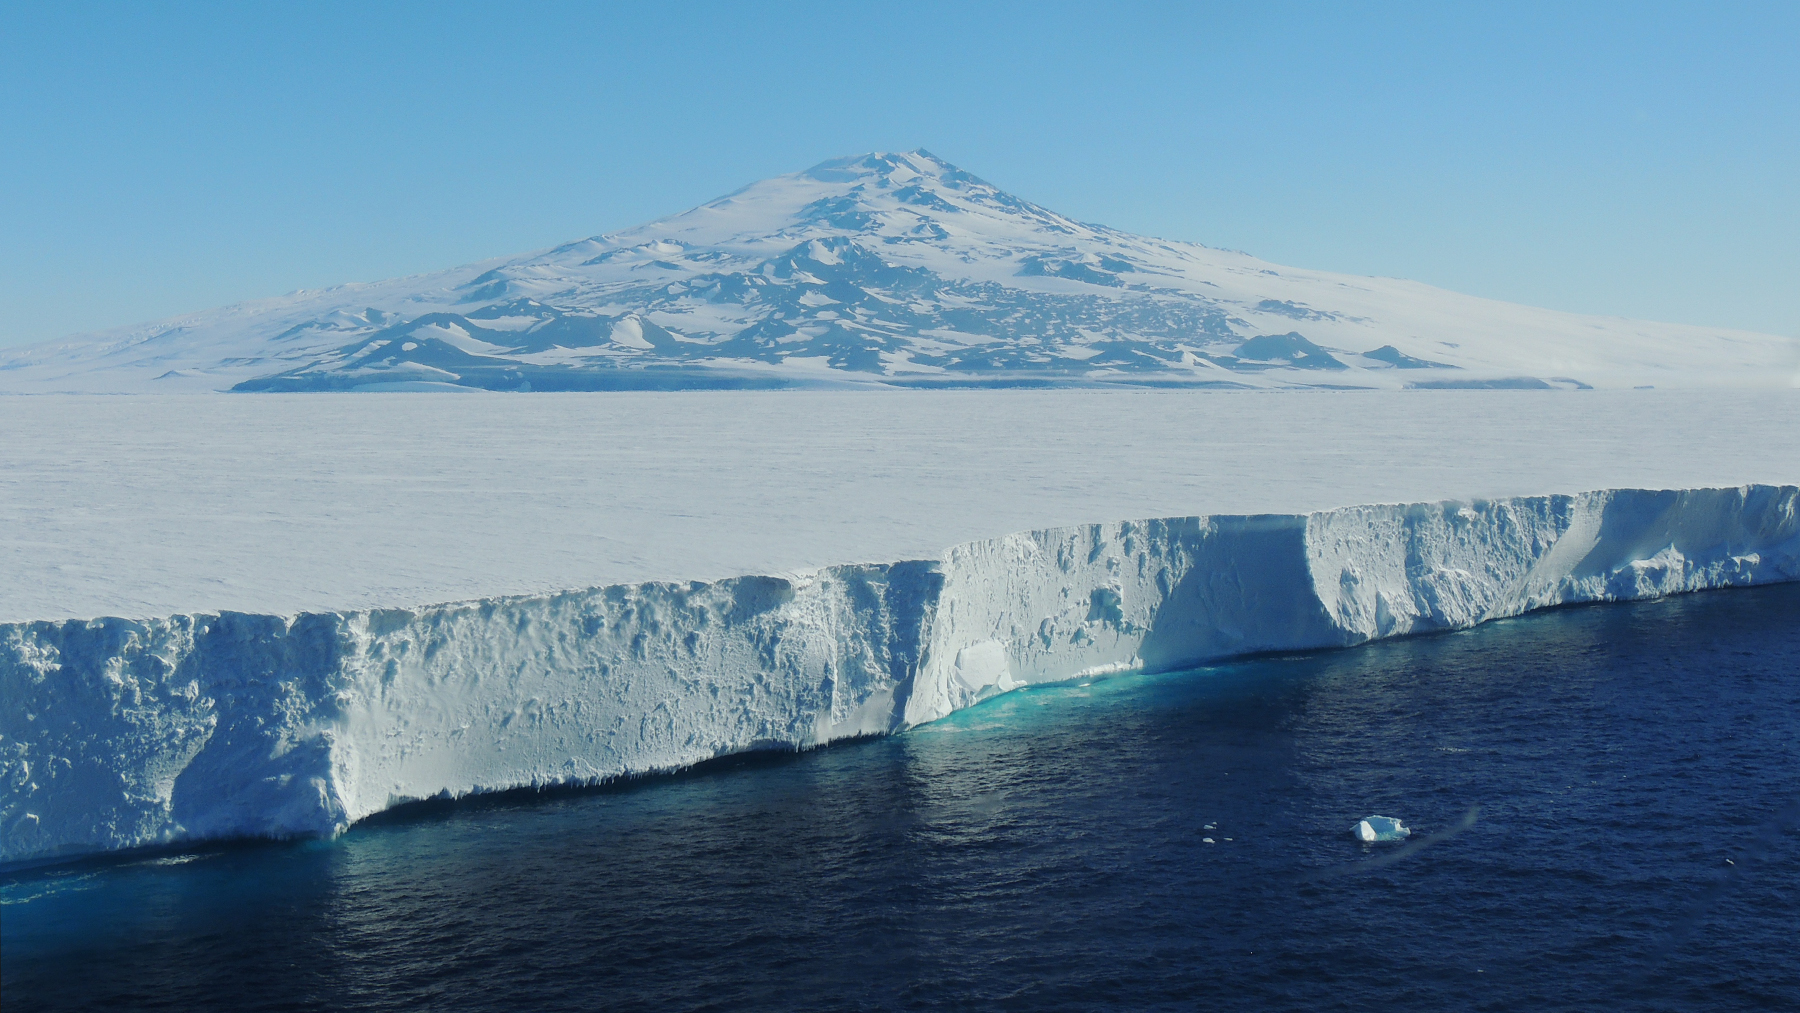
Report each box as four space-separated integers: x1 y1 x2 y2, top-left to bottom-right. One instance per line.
4 485 1797 864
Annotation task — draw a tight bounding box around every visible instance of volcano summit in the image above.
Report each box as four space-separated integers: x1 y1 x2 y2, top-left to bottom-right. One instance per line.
4 150 1792 393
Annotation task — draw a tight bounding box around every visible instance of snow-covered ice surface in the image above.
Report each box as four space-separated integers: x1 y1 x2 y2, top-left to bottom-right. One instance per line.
2 389 1798 864
3 390 1796 622
4 150 1796 394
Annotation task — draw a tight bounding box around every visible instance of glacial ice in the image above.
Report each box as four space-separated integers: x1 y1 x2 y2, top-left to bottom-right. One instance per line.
2 485 1797 865
1354 817 1412 842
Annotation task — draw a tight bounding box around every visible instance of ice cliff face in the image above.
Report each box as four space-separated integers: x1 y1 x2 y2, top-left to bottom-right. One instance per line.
4 485 1797 864
5 150 1794 393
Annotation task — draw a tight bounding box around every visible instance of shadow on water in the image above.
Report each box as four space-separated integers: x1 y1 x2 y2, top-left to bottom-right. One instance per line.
356 738 856 828
1 738 886 883
5 582 1799 1012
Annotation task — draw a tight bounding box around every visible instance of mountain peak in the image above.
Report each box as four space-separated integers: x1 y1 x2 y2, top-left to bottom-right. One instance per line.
800 149 983 189
3 151 1789 394
627 148 1088 255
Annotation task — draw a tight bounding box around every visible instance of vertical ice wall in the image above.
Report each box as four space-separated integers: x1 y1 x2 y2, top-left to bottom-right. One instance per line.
909 487 1798 722
1 563 942 862
3 486 1796 864
903 514 1333 725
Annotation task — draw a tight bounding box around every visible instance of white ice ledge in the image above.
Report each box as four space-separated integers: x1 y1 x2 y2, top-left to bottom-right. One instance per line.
4 486 1797 864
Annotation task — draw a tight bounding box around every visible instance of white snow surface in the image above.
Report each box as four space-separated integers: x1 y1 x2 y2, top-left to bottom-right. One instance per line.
4 150 1796 393
2 389 1799 864
4 390 1797 622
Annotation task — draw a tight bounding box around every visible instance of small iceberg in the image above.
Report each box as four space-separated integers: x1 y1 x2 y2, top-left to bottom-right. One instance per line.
1352 816 1411 842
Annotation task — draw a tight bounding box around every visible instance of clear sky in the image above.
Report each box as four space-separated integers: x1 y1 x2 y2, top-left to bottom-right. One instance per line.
2 1 1794 347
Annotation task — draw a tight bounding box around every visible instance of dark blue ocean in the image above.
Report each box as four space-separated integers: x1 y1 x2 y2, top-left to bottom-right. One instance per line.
4 584 1798 1012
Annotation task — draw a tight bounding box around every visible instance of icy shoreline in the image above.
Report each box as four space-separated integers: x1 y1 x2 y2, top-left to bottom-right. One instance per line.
4 485 1797 864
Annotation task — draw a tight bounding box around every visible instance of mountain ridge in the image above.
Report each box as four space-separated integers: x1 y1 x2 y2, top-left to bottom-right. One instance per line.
4 149 1794 392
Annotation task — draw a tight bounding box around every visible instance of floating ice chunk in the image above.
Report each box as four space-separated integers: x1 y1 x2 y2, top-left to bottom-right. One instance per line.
1353 816 1411 842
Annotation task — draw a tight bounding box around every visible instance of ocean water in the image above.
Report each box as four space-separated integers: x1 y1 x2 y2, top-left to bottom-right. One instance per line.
4 584 1797 1012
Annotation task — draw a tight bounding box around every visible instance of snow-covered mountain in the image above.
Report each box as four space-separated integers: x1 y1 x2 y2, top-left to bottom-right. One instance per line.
4 150 1794 392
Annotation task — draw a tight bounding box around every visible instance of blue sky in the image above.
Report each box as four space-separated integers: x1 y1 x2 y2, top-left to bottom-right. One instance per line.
1 1 1794 346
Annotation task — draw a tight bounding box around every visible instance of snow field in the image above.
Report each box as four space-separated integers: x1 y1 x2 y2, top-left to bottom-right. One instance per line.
4 389 1798 622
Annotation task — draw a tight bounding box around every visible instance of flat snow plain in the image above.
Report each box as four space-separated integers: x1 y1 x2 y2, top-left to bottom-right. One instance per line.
3 389 1795 622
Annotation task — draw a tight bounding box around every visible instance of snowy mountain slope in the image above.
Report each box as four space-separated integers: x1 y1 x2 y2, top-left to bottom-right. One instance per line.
3 150 1795 393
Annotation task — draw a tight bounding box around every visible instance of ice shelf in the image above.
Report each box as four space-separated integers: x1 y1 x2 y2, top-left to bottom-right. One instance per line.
3 485 1797 864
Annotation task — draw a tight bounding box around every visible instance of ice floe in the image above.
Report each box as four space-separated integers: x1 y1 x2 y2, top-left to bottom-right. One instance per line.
1353 816 1412 843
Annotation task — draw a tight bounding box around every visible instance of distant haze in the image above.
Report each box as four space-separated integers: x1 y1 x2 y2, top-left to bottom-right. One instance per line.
1 3 1795 346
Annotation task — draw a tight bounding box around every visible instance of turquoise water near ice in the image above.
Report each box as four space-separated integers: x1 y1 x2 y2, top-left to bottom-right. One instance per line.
4 584 1797 1011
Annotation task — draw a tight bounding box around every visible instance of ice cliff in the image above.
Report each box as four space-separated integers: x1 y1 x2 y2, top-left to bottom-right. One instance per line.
4 485 1797 864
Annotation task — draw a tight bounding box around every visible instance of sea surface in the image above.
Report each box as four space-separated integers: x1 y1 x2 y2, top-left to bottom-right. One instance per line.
4 584 1797 1012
